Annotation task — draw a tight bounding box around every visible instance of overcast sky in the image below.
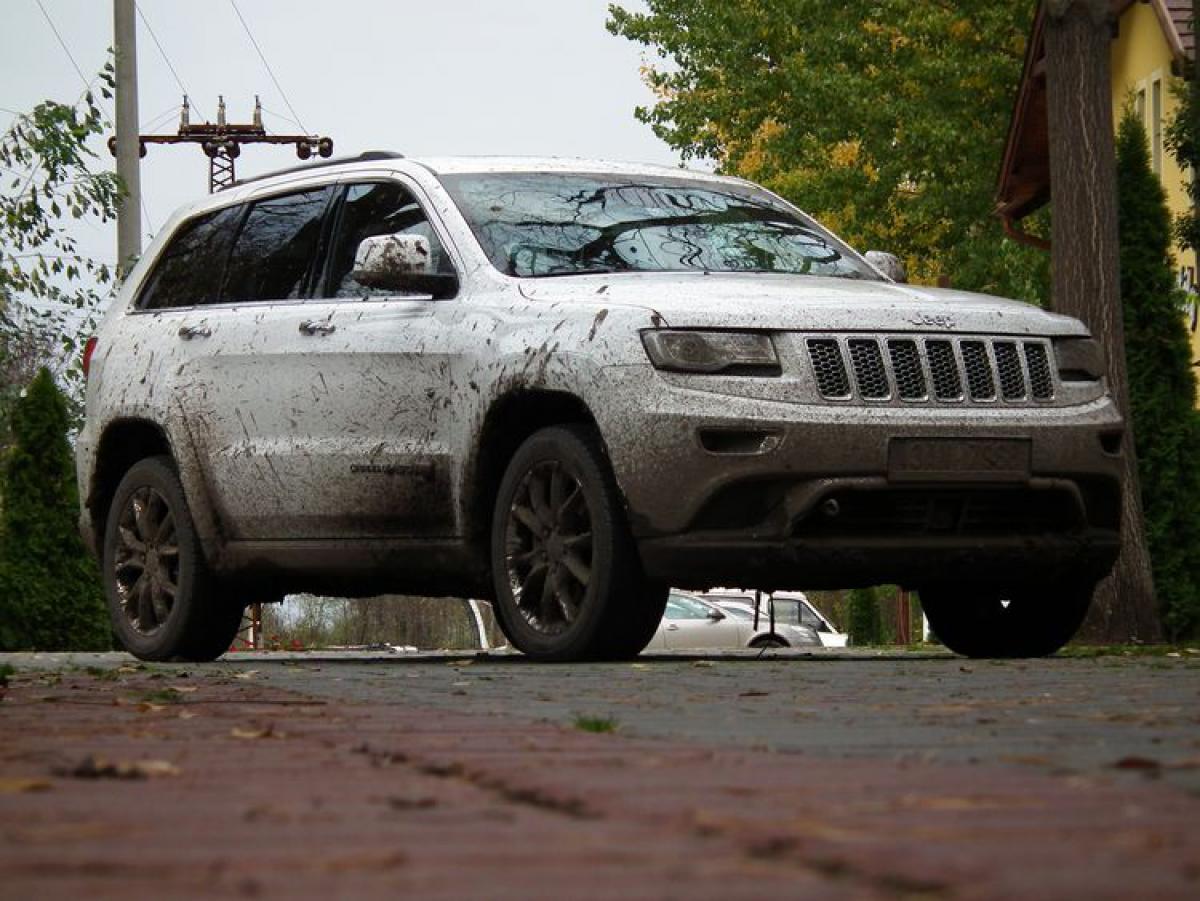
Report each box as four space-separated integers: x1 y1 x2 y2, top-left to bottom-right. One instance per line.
2 0 681 268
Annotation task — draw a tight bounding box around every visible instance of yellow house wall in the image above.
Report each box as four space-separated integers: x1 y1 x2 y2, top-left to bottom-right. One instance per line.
1109 2 1200 378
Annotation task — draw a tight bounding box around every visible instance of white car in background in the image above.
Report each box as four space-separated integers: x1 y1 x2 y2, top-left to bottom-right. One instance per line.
647 591 819 651
700 589 848 648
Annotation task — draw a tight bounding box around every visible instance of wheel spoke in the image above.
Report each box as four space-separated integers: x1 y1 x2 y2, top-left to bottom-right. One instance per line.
539 568 558 623
151 587 171 624
137 579 155 629
558 483 583 517
529 469 554 527
511 503 542 536
154 510 175 544
118 525 146 555
563 531 592 553
518 562 548 605
157 543 179 558
549 464 566 513
557 577 580 624
561 552 591 588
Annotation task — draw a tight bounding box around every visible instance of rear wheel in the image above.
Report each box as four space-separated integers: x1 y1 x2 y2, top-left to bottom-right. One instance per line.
103 456 243 662
490 425 667 661
919 582 1094 658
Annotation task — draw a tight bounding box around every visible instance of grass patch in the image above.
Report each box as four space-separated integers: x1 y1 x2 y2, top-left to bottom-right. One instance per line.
573 715 618 734
1058 645 1198 659
138 689 182 705
84 666 121 682
0 663 14 686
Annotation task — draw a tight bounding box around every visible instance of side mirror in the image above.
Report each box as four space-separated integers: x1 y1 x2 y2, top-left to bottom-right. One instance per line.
865 250 908 284
351 233 456 298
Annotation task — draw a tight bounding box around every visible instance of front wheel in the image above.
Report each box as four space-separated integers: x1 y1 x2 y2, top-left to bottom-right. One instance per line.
919 582 1095 658
490 425 667 661
102 456 243 662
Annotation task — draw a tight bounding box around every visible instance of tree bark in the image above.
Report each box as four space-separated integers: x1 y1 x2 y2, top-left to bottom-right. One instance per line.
1044 0 1162 642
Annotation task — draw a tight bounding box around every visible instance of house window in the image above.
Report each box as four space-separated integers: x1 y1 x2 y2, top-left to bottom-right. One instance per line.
1152 78 1163 175
1136 88 1146 125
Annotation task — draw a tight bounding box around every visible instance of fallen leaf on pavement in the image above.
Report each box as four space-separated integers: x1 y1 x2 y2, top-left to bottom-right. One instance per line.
1112 756 1162 771
0 777 52 794
136 702 166 713
169 686 198 694
57 756 180 780
231 724 281 740
232 670 260 680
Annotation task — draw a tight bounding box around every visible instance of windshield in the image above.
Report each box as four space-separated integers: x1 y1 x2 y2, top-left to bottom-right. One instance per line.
439 172 878 280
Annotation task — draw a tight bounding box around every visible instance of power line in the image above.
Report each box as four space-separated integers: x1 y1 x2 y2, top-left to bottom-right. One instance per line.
228 0 308 134
135 3 207 120
34 0 90 93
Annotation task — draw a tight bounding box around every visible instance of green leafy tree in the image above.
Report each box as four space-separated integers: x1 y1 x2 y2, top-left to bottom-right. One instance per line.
0 62 122 396
1116 110 1200 641
607 1 1048 301
0 368 108 651
1165 6 1200 256
847 586 882 647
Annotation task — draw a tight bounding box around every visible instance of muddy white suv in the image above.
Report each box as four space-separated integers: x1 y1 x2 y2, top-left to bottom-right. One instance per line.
77 152 1123 662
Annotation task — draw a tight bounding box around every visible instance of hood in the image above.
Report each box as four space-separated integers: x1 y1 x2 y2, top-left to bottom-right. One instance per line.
518 271 1084 337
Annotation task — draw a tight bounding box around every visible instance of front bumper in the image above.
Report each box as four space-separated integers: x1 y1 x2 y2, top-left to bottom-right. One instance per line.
597 366 1123 590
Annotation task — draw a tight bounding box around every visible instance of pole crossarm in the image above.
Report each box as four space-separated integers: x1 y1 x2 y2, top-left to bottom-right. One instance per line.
108 96 334 193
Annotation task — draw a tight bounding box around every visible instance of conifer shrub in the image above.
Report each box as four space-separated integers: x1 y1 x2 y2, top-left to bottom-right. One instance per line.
1116 110 1200 640
847 586 882 647
0 368 108 650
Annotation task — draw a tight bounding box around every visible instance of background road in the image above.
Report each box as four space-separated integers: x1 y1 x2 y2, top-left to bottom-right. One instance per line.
3 649 1199 898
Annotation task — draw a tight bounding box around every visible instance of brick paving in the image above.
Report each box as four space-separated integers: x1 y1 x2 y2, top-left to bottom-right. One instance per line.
2 658 1199 899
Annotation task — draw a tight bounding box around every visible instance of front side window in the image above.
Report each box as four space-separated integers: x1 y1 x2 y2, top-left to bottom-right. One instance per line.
665 594 715 620
222 187 333 303
137 205 241 310
439 172 877 281
325 181 455 298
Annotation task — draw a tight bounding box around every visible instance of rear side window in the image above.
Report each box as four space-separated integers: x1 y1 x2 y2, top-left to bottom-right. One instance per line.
221 187 333 303
137 205 241 310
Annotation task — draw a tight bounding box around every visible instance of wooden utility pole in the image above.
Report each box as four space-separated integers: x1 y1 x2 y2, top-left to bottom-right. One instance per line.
113 0 141 275
1043 0 1162 642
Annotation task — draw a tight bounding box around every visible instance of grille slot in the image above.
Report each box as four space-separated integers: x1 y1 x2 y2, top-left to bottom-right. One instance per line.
994 341 1026 400
1024 343 1053 400
926 340 963 400
961 341 997 401
848 339 889 400
807 339 851 398
888 339 927 400
804 335 1054 405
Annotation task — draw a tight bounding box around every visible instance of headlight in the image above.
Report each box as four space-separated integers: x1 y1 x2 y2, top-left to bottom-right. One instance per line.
641 330 780 375
1053 336 1105 382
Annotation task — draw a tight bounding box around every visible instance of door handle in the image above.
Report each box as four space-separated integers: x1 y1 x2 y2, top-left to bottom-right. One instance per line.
177 324 211 340
666 624 680 631
299 320 336 336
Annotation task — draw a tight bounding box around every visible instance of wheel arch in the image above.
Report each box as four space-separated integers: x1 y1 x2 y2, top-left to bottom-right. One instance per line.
87 418 174 552
466 388 606 562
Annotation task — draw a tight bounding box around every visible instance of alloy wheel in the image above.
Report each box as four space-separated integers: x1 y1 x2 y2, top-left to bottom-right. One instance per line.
504 460 594 636
112 486 179 635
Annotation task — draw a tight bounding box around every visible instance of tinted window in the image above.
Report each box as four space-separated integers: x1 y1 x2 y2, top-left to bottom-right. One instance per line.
325 181 454 298
137 206 241 310
439 173 878 280
222 187 333 303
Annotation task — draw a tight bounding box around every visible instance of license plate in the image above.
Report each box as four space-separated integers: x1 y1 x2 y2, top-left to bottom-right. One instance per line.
888 438 1031 482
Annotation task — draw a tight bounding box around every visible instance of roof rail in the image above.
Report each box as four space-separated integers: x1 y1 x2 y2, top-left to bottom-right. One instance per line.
227 151 405 188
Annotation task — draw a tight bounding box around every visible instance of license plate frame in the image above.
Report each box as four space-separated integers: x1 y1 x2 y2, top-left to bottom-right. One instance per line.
888 438 1032 483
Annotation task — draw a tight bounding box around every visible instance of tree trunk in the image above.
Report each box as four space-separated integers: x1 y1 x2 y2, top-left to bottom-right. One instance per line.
1044 0 1162 642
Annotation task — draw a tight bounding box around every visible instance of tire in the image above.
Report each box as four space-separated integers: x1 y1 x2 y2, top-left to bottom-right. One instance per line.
490 424 668 661
919 582 1094 658
750 636 789 649
102 456 243 662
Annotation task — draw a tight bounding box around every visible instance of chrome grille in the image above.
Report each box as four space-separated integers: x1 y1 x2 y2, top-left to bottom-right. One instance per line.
805 336 1056 405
